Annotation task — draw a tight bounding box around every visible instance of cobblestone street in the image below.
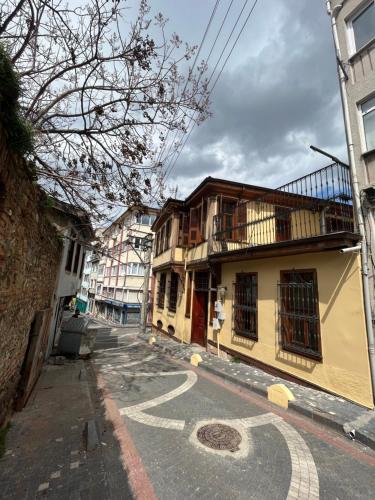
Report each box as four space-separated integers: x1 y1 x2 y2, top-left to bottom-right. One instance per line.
91 324 375 500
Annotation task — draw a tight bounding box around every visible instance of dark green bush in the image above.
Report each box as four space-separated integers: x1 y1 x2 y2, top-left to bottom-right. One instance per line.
0 44 34 155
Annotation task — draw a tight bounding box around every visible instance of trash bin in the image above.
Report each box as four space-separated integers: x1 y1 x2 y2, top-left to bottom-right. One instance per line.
58 316 87 356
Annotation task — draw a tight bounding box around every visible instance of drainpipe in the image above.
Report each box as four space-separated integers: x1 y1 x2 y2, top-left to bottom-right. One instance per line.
327 0 375 403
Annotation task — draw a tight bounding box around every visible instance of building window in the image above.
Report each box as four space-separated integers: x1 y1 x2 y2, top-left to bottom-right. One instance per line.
275 206 291 242
185 272 192 318
96 284 102 294
361 95 375 151
279 270 322 360
349 1 375 53
111 265 118 276
168 272 179 312
79 250 86 278
65 239 75 272
72 243 81 274
233 273 257 340
98 264 105 276
158 273 166 309
105 267 111 277
127 262 145 275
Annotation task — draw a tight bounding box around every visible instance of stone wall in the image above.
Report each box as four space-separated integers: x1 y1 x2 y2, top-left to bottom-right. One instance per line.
0 128 62 425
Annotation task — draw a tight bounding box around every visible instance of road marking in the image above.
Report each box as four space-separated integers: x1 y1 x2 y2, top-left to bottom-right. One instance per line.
231 413 319 499
98 354 157 369
119 370 197 430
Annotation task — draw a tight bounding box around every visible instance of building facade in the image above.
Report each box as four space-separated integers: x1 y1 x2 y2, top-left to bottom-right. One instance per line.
328 1 375 334
152 165 374 408
87 207 158 324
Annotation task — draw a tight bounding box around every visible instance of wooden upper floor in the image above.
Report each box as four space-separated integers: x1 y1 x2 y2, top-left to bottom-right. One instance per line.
152 162 359 268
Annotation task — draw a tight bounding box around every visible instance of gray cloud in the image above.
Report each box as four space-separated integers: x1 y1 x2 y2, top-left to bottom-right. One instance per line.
148 0 347 198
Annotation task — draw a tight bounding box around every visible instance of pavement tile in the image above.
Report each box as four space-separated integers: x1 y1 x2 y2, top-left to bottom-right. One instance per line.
139 329 375 450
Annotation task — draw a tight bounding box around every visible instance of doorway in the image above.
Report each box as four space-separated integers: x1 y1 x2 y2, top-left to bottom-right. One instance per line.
191 271 209 346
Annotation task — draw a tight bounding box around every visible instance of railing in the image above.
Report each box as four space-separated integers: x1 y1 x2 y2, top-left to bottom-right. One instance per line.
211 162 356 254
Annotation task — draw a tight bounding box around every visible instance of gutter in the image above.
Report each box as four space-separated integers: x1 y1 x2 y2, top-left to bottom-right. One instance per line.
327 0 375 405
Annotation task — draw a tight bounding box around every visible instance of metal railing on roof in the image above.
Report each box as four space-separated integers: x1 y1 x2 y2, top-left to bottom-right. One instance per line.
211 162 356 254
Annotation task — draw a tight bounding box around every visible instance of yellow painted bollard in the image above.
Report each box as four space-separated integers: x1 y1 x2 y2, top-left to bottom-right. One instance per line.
190 353 202 367
148 336 156 345
267 384 295 409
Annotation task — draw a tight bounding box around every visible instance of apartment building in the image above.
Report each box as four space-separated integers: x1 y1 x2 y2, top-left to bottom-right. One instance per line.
328 1 375 325
92 206 158 324
152 164 374 408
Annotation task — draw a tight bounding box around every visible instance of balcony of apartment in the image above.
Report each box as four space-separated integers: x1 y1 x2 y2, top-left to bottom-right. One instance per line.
209 162 360 261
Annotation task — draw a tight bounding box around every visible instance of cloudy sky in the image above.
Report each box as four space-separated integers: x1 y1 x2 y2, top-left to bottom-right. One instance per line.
140 0 346 199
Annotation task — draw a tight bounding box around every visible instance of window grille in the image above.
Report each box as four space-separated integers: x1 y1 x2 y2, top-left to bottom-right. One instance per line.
195 271 209 291
278 270 322 360
168 272 179 312
158 273 166 309
233 273 257 340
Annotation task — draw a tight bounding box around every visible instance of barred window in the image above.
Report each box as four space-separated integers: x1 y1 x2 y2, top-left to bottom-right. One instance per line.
168 272 179 312
158 273 166 309
279 270 321 360
233 273 257 340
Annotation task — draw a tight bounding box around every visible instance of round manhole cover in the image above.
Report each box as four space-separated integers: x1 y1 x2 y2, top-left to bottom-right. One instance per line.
197 423 242 452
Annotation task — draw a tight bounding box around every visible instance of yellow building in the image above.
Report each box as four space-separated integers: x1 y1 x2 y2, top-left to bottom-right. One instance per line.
152 163 374 408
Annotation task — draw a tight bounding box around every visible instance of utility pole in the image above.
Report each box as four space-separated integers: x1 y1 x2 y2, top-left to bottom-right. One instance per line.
140 234 153 334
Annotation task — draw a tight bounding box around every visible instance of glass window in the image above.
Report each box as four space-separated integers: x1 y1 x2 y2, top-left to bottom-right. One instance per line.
362 96 375 151
233 273 257 340
168 272 179 312
158 273 166 309
352 2 375 51
112 265 118 276
279 270 321 360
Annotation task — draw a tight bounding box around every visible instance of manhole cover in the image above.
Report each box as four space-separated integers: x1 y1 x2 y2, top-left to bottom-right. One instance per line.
197 423 242 452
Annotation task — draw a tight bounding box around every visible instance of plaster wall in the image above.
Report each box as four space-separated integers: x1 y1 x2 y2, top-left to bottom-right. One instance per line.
153 270 192 344
207 251 373 408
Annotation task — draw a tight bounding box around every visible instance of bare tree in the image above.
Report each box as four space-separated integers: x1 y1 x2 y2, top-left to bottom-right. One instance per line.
0 0 209 220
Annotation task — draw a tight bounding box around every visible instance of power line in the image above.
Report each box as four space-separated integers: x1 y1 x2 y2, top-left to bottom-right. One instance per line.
164 0 260 182
155 0 222 182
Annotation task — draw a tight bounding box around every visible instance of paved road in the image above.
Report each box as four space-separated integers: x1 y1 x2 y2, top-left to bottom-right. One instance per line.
91 325 375 500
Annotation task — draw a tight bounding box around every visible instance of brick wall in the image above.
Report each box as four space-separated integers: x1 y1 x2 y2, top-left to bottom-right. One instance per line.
0 128 62 425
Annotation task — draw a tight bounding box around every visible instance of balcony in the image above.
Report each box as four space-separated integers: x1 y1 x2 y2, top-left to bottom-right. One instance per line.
153 246 185 269
210 162 357 256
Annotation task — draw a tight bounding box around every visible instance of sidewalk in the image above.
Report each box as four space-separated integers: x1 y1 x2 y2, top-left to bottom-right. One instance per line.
140 329 375 450
0 358 132 500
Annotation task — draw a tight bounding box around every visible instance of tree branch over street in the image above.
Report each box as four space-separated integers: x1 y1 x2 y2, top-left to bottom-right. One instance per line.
0 0 210 219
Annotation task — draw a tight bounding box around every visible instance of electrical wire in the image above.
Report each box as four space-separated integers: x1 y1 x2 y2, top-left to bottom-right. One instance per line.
164 0 260 182
154 0 222 173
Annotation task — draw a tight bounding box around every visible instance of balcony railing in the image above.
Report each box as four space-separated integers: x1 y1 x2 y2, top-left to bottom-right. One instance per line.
211 162 356 254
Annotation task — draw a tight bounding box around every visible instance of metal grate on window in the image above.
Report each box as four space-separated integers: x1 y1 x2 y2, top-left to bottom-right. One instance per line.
278 271 321 360
233 273 257 340
195 271 209 291
158 273 166 309
168 272 179 312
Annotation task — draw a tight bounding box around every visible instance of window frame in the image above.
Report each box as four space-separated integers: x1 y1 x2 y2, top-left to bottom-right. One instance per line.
359 94 375 153
233 272 258 341
157 273 166 309
185 271 192 318
346 0 375 56
168 272 179 313
279 269 322 361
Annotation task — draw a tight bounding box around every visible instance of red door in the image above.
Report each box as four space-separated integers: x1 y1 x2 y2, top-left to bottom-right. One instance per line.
191 291 208 346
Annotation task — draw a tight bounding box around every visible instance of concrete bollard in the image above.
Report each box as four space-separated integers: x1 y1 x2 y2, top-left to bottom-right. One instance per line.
190 353 202 367
267 383 295 409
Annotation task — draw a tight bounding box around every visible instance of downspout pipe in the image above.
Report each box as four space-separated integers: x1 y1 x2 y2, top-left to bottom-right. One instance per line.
327 0 375 404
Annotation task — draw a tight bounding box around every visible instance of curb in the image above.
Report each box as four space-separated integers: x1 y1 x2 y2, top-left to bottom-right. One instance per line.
150 339 375 451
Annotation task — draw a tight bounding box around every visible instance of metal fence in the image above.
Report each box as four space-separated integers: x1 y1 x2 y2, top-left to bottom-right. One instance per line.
212 162 355 253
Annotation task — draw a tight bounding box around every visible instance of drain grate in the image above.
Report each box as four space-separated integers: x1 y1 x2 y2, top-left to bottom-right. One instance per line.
197 423 242 452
